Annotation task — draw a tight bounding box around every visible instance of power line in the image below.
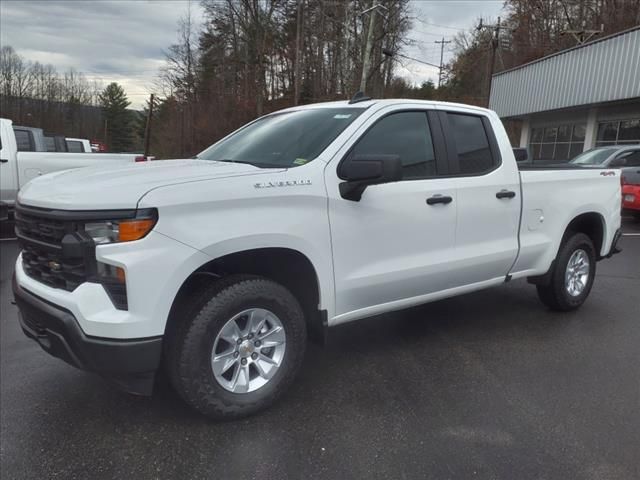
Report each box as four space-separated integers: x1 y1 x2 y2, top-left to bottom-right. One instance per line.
417 20 465 31
412 28 461 37
382 49 440 70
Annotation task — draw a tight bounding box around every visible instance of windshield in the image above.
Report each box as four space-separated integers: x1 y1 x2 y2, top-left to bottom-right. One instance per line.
570 147 619 165
197 107 365 168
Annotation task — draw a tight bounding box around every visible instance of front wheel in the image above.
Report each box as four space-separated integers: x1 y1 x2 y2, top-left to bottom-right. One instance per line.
536 233 597 311
166 275 307 420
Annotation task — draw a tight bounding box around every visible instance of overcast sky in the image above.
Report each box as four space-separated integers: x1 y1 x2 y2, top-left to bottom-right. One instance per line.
0 0 504 108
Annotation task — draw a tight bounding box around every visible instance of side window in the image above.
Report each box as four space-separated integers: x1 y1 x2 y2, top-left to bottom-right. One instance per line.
67 140 83 153
611 152 630 167
44 136 56 152
623 150 640 167
447 113 496 175
14 129 33 152
350 111 436 179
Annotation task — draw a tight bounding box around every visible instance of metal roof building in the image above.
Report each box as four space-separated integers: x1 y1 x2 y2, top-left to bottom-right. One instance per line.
489 26 640 162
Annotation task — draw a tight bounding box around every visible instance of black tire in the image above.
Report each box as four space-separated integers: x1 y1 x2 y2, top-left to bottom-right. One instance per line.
536 232 596 311
166 275 307 420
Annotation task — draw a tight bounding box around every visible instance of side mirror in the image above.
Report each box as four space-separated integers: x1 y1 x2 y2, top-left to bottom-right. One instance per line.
338 154 402 201
513 148 529 163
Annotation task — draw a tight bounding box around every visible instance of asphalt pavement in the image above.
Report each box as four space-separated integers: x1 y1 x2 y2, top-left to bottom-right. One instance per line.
1 219 639 479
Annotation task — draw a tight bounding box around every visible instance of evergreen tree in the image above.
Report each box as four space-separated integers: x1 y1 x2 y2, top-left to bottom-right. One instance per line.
99 82 133 152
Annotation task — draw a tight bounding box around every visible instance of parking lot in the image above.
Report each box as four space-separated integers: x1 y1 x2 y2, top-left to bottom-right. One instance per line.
0 218 638 479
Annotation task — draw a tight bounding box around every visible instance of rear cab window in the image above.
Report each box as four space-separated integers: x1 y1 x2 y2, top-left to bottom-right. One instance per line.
44 136 56 152
13 129 34 152
67 140 84 153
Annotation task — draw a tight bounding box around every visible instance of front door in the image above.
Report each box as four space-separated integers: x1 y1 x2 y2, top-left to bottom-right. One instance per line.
326 107 458 323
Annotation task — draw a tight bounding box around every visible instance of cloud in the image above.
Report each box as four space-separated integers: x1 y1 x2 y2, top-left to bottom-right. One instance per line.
401 0 505 86
0 0 506 105
0 0 203 107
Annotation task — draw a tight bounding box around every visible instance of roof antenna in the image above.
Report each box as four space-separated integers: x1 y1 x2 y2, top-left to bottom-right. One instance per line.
349 91 372 104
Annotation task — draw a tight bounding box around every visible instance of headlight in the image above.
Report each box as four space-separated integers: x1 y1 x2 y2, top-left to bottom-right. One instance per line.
83 209 157 244
84 221 119 244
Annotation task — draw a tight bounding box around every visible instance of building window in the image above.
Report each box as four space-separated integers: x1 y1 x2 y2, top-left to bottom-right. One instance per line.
596 119 640 146
529 123 585 162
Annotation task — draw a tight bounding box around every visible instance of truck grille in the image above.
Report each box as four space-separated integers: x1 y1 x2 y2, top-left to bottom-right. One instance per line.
14 212 67 245
15 209 89 292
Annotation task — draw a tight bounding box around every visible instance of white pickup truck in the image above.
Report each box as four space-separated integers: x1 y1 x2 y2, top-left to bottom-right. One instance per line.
65 137 93 153
12 99 622 419
0 118 146 216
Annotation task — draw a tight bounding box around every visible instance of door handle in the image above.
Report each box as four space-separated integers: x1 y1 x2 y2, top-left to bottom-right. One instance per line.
496 189 516 199
426 194 453 205
0 159 8 163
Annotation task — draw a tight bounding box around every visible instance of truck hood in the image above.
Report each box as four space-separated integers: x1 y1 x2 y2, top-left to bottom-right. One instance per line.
18 159 281 210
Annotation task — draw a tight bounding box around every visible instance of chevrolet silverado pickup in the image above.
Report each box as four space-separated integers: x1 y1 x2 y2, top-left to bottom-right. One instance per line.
0 118 146 217
12 99 622 419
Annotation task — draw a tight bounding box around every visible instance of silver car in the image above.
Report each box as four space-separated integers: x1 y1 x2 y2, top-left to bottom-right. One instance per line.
570 145 640 169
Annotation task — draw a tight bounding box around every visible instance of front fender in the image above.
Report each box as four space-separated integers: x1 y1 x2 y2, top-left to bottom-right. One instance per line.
198 233 334 316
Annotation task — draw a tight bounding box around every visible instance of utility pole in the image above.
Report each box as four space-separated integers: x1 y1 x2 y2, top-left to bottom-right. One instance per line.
143 93 154 158
562 24 603 45
293 0 303 105
560 0 603 45
434 37 451 88
477 16 507 106
359 3 388 93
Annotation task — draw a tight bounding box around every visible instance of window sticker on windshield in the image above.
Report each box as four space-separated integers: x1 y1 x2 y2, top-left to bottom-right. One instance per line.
293 158 308 165
334 114 352 119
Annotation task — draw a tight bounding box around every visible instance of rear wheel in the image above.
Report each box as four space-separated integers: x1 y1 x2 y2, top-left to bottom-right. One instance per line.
166 275 307 419
536 233 596 311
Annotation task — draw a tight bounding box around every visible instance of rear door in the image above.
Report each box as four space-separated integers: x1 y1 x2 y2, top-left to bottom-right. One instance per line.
438 107 521 284
326 106 459 321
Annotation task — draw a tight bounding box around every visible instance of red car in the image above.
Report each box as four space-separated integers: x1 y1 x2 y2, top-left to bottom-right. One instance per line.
622 169 640 219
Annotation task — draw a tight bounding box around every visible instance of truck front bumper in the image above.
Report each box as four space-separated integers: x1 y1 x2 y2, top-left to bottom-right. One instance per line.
13 274 163 395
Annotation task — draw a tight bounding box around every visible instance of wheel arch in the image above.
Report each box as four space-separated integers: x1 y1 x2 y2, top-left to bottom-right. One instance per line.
528 210 606 286
563 211 606 258
165 247 327 343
